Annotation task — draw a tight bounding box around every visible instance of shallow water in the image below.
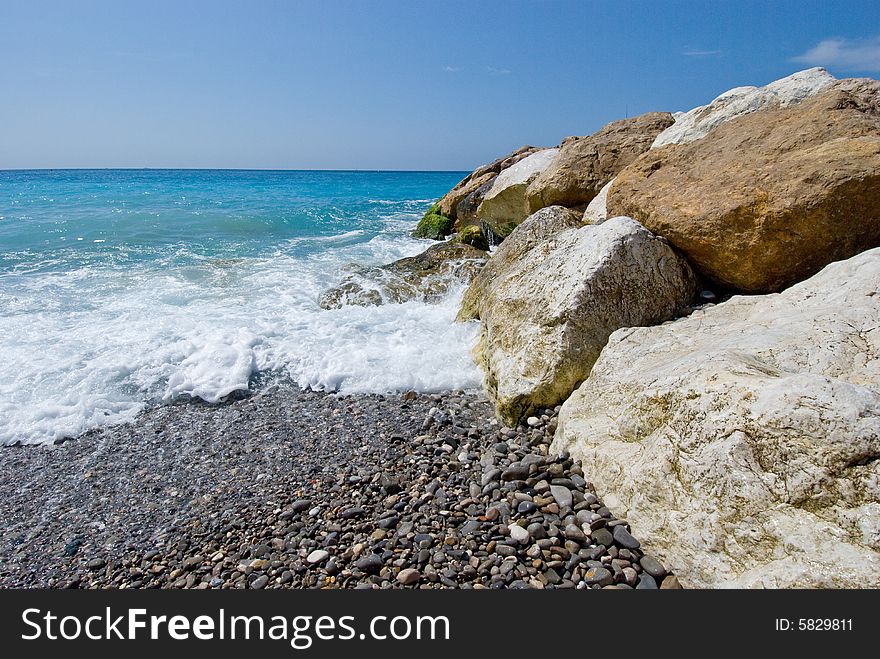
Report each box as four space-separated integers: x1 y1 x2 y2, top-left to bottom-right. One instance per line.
0 169 482 445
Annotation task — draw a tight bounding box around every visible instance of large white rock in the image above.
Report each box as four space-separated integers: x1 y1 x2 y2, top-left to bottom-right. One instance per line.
652 67 836 148
458 206 583 321
473 216 696 424
553 248 880 588
477 148 559 239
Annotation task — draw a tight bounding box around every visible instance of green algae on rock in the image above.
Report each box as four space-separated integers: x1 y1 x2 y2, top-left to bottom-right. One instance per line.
412 203 455 240
454 224 490 251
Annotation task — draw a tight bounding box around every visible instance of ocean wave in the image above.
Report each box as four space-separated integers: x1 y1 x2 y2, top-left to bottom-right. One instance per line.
0 235 481 446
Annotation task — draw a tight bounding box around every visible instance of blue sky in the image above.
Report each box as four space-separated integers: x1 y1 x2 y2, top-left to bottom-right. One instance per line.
2 0 879 170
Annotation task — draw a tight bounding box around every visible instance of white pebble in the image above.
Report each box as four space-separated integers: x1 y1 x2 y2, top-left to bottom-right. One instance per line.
307 550 329 564
508 524 530 544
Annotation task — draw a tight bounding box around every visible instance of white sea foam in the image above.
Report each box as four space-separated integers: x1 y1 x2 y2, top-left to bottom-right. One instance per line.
0 230 483 445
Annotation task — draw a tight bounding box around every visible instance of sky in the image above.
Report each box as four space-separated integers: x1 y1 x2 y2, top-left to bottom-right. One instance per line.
2 0 880 170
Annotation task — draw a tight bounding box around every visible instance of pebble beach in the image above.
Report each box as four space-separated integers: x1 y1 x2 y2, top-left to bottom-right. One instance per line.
0 386 676 590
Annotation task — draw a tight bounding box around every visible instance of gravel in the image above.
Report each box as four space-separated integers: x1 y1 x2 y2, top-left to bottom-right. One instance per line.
0 384 677 589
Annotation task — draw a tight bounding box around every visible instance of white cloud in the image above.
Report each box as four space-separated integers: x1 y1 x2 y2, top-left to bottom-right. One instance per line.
792 36 880 71
443 65 460 72
682 49 721 57
486 66 511 75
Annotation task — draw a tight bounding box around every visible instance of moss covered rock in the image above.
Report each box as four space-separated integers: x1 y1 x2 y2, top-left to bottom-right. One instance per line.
454 225 490 251
412 203 454 240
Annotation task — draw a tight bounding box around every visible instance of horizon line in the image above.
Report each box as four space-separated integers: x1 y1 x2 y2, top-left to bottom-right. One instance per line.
0 166 472 174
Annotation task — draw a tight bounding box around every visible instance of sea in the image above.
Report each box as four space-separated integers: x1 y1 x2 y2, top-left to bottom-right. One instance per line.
0 169 483 446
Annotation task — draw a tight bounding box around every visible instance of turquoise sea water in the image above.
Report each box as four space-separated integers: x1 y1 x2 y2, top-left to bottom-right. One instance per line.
0 169 481 445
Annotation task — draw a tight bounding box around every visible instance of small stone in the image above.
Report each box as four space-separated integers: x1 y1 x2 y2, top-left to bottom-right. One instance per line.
508 524 530 544
501 463 530 481
517 501 537 514
494 544 517 557
543 568 561 585
341 507 365 519
414 533 434 548
63 540 82 557
564 524 585 542
481 468 502 486
549 485 573 510
291 499 312 513
307 550 329 565
397 568 421 585
591 527 614 548
380 475 402 495
612 525 640 550
583 567 614 587
636 574 658 589
460 520 481 536
86 558 105 570
377 515 399 529
250 575 269 589
639 555 667 579
527 522 547 540
526 416 541 427
355 555 384 575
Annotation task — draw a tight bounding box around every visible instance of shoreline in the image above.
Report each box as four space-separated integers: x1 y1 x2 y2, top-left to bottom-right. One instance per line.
0 384 674 589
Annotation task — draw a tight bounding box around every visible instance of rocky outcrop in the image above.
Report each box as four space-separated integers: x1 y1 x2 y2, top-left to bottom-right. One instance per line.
458 206 584 321
525 112 674 212
471 216 697 424
652 67 836 148
552 248 880 589
437 145 542 222
608 78 880 293
476 149 559 240
319 242 487 309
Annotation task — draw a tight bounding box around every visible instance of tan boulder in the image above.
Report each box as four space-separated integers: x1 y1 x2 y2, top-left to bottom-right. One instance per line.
552 248 880 588
526 112 674 212
608 78 880 293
